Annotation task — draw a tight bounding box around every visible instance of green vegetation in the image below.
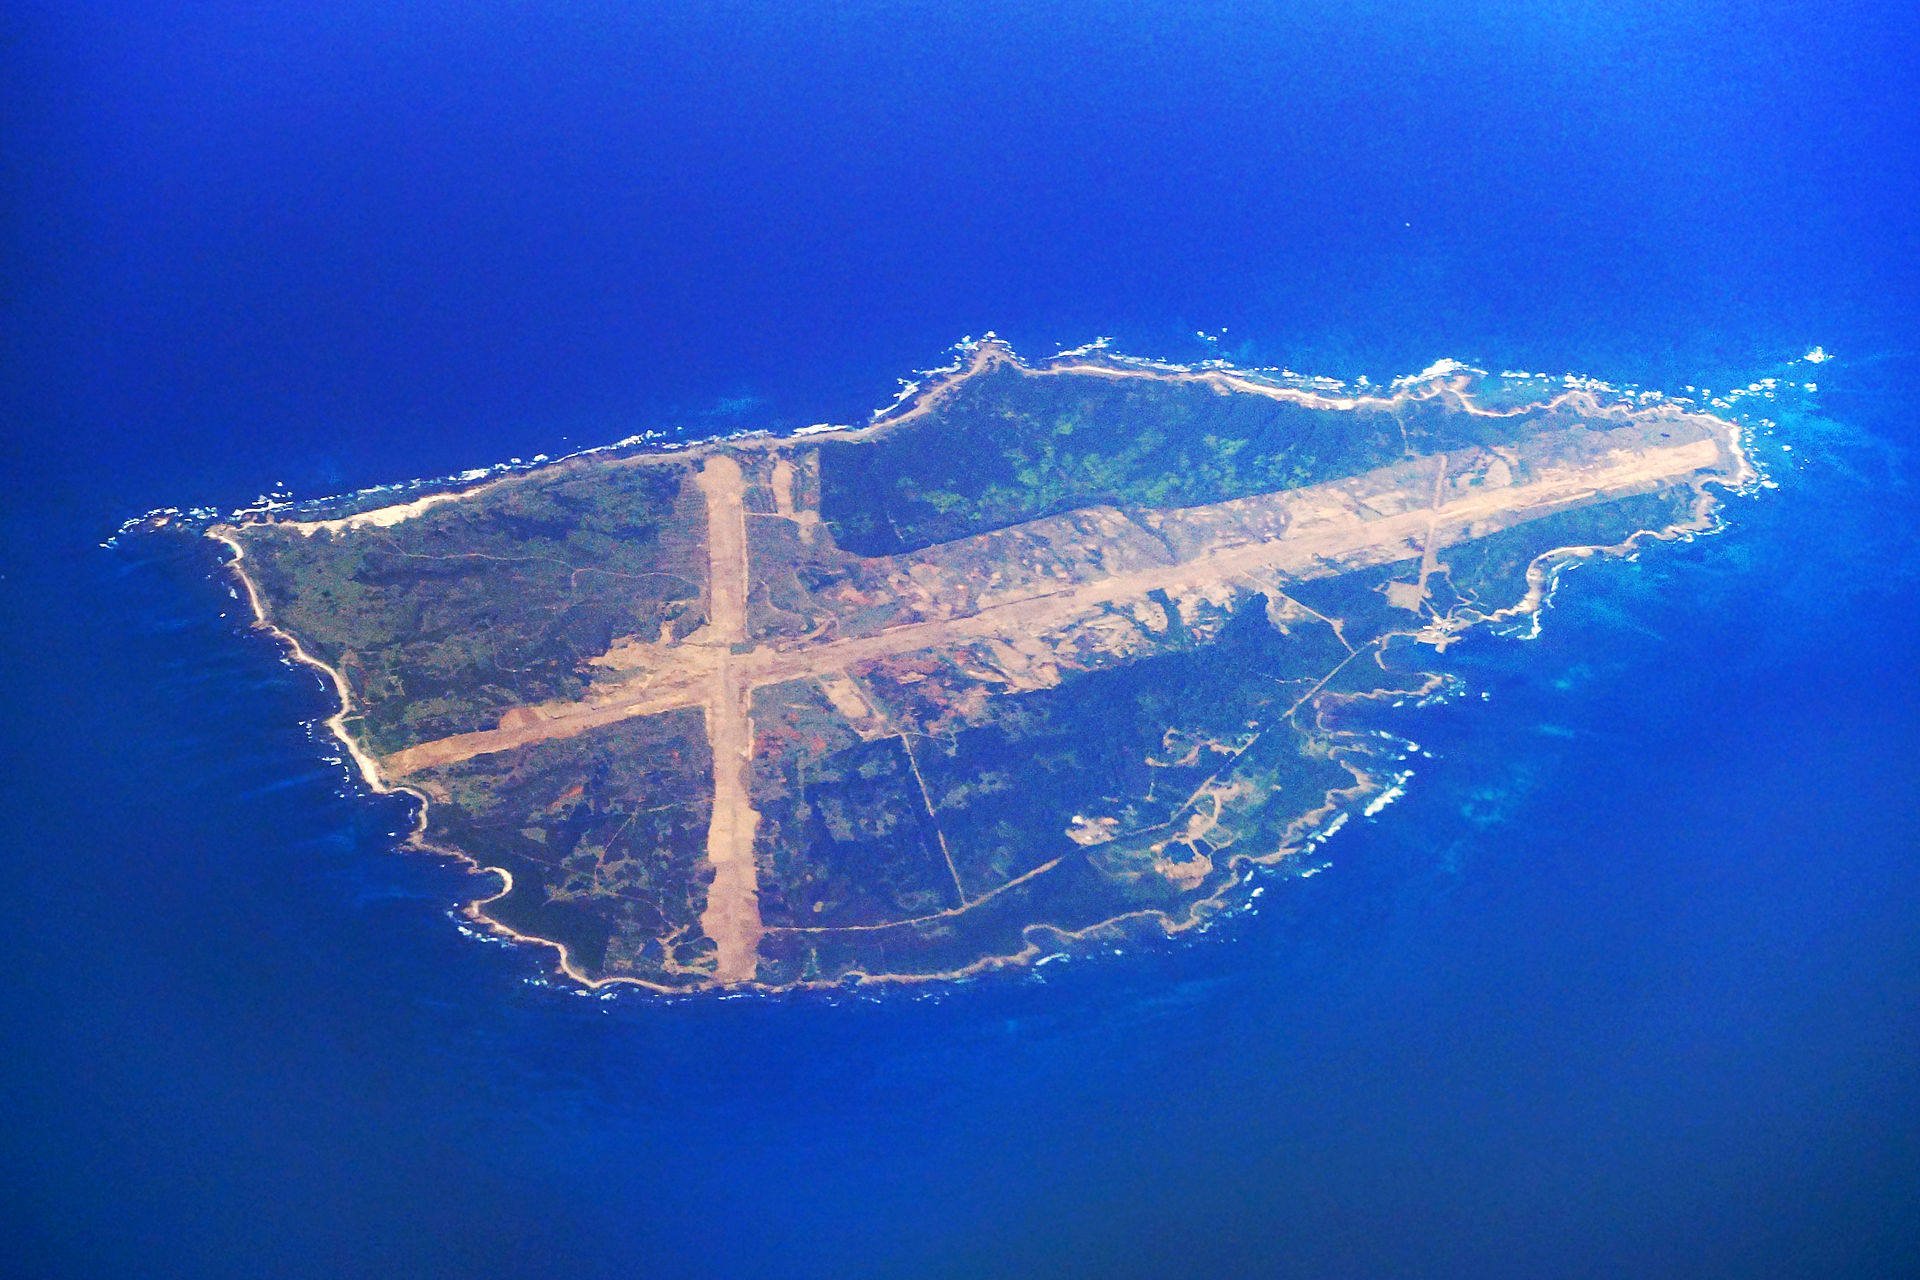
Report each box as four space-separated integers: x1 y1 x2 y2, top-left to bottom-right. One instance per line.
818 367 1410 554
752 600 1394 985
214 346 1741 990
417 708 715 984
239 460 703 756
1437 487 1702 619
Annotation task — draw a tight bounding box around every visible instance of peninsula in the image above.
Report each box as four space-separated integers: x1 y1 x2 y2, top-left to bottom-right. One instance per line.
206 340 1752 991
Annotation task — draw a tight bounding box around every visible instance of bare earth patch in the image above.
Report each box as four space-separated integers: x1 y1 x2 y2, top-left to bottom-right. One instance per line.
211 340 1752 992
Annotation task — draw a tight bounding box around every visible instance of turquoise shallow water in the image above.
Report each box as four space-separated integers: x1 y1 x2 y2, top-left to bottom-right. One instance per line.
5 2 1920 1276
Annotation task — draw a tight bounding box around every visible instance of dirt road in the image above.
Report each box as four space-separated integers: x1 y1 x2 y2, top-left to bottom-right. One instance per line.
691 457 763 983
384 434 1725 782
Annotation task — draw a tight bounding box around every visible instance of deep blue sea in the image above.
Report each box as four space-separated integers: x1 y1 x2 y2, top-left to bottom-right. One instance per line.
5 3 1919 1277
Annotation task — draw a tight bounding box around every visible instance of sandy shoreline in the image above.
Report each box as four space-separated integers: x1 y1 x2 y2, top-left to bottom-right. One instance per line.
380 429 1734 778
217 337 1744 538
199 337 1759 995
209 526 672 990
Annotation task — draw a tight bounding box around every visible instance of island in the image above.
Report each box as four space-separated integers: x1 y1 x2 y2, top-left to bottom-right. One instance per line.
202 339 1753 992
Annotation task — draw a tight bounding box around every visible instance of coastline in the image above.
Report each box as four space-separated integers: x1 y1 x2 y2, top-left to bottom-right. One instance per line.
192 336 1766 996
173 333 1761 540
208 526 662 991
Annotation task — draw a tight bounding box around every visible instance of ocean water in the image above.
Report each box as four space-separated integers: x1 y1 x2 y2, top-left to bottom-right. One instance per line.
5 3 1919 1277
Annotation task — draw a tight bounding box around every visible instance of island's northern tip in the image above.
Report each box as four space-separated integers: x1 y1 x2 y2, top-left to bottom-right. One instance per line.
191 339 1757 993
